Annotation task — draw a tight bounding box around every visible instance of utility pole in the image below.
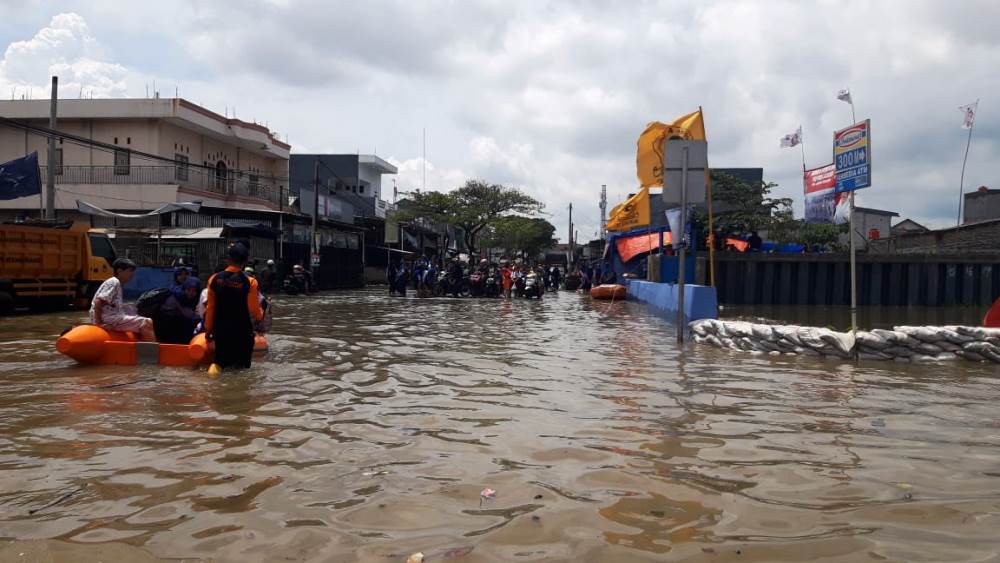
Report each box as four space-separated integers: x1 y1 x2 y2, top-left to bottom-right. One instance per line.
45 76 57 219
677 145 689 343
599 185 607 240
568 202 574 265
312 159 320 259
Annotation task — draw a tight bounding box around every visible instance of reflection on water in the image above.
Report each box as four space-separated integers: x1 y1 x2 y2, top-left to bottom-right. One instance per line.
0 289 999 561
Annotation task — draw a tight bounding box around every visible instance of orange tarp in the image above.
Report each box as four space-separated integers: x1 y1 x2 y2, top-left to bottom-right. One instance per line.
726 238 749 252
616 232 671 262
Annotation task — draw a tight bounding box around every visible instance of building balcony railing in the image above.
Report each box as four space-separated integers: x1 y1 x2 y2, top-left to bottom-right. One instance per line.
40 165 284 207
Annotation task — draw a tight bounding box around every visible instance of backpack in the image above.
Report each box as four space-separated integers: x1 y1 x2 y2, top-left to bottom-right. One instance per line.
136 287 172 317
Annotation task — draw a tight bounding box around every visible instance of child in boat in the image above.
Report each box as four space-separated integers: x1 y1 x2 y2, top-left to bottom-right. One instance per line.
90 258 156 341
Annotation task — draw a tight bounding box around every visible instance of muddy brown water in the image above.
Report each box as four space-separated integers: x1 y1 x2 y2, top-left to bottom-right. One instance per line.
0 288 999 562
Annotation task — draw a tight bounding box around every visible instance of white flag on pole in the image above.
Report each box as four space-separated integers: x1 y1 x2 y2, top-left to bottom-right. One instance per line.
959 101 978 129
836 88 852 105
780 126 802 148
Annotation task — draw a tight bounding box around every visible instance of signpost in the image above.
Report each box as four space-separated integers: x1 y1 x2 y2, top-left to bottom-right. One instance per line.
833 120 871 354
663 140 708 342
834 120 871 193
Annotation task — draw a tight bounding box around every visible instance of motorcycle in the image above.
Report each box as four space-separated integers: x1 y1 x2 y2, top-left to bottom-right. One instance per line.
523 273 543 299
438 273 470 297
484 269 500 298
283 273 310 295
513 273 527 298
469 271 485 297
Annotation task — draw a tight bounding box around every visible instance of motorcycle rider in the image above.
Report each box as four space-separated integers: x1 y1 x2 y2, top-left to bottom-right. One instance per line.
549 265 562 291
412 257 428 291
420 259 439 297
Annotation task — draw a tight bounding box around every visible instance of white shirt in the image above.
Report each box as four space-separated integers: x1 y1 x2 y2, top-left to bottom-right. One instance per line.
90 277 124 323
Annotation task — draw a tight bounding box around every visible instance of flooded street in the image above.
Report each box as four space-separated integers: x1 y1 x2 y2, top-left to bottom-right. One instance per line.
1 288 1000 562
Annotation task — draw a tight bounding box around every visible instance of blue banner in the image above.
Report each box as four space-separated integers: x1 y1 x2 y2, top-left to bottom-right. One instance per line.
0 152 42 201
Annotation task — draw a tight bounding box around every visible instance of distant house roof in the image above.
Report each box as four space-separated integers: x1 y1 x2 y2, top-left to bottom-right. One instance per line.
854 207 899 217
891 218 928 233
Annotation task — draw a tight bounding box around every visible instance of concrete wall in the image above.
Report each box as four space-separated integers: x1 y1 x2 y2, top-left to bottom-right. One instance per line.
713 252 1000 307
881 219 1000 255
964 190 1000 224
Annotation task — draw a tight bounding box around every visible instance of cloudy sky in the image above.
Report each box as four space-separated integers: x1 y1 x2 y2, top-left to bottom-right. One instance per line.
1 0 997 240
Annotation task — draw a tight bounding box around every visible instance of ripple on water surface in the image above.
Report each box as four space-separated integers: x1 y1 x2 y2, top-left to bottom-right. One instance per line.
0 290 999 561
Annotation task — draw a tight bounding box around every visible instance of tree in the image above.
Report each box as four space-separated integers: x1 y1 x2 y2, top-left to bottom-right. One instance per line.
480 216 557 259
393 180 543 254
710 171 793 236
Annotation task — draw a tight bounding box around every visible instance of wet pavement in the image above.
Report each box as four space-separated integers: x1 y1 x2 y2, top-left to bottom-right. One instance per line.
1 288 999 562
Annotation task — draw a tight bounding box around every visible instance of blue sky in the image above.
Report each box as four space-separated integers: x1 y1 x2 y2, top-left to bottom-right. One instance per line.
1 0 998 239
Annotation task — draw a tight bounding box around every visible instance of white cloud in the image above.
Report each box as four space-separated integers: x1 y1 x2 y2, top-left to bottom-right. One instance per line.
3 3 1000 241
386 156 467 195
0 13 127 98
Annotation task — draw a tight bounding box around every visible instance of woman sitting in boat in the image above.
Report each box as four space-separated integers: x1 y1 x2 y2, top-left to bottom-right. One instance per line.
90 258 156 341
153 278 202 344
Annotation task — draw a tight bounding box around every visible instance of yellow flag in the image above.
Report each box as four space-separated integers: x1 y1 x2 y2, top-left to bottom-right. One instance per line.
606 186 651 232
636 109 706 188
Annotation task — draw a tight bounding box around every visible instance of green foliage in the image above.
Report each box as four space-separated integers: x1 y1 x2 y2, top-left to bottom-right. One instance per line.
710 171 793 236
796 222 847 248
480 216 557 258
392 179 543 254
690 172 847 251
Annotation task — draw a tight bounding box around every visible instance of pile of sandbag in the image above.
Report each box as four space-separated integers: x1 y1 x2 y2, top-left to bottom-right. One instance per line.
855 326 1000 363
689 319 1000 363
689 319 854 358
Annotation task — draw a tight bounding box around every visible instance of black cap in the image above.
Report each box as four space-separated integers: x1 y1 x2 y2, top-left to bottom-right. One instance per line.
228 242 250 264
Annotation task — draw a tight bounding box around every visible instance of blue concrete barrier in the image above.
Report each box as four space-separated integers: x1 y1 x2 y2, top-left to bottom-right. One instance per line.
626 279 718 322
123 267 176 299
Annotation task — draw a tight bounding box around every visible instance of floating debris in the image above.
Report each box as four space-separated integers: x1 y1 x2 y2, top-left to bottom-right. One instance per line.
480 488 497 507
406 552 424 563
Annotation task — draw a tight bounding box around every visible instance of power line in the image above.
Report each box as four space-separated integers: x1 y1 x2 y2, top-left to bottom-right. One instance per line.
0 116 290 182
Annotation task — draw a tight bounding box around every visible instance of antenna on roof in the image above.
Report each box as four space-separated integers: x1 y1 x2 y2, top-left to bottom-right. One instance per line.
175 85 178 98
145 83 149 98
79 85 83 99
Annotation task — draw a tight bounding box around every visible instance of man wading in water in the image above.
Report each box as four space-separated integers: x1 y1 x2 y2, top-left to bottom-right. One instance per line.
204 242 263 370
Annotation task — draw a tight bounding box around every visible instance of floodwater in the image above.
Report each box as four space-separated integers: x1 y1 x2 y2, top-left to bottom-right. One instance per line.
1 288 999 562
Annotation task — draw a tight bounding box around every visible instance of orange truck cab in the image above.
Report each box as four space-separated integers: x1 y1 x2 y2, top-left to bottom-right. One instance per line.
0 221 115 313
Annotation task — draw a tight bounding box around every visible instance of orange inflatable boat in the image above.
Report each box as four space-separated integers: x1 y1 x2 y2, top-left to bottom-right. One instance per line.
590 284 627 300
56 325 268 366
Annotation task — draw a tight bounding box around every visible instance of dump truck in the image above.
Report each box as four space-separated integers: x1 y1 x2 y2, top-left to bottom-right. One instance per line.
0 221 117 313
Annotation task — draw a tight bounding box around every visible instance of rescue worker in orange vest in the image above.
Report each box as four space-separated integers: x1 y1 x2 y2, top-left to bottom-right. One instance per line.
204 242 264 369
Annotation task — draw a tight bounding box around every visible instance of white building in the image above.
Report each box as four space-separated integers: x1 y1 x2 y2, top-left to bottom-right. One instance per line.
0 97 290 220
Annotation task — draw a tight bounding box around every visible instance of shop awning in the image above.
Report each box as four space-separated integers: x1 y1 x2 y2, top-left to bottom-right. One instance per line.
76 200 202 218
158 227 224 240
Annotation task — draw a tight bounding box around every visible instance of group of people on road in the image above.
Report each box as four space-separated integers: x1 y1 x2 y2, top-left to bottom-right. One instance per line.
89 242 272 369
387 256 580 299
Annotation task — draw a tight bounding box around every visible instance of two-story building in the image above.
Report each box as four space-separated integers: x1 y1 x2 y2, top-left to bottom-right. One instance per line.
289 154 399 282
0 97 290 217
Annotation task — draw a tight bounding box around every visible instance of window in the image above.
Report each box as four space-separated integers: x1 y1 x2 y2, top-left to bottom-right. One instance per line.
88 234 117 265
53 148 63 176
174 154 189 181
249 173 260 197
114 149 130 175
359 185 365 194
